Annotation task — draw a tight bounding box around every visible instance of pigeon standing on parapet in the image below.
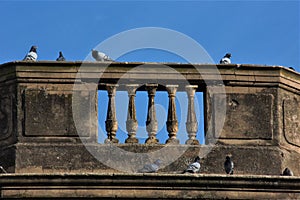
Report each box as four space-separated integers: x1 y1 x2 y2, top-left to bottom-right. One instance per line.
220 53 231 64
183 156 201 173
224 155 234 175
138 159 162 173
56 51 66 61
282 167 293 176
23 46 38 61
91 49 113 62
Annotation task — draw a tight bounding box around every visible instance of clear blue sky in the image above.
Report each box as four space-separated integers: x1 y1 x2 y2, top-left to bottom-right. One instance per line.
1 1 299 144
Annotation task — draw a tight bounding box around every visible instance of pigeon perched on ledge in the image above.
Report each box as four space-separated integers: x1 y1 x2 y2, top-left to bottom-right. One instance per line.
282 167 293 176
220 53 231 64
183 156 201 173
92 49 113 62
224 155 234 175
56 51 66 61
138 159 162 173
23 46 37 61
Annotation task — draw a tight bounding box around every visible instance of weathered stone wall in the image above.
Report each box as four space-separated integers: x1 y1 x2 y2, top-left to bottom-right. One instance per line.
0 61 299 177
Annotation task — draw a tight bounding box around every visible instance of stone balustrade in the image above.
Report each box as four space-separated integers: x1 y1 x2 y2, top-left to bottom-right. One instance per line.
0 61 299 176
101 83 199 144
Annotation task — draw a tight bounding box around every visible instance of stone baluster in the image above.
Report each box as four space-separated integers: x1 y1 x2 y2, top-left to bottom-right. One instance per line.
125 84 139 143
145 84 159 144
166 85 179 144
105 84 119 144
185 85 199 145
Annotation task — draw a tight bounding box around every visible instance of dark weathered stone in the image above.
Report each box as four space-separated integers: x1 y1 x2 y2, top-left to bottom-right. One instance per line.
125 84 139 144
105 84 119 144
24 89 80 137
145 84 159 144
0 61 299 198
166 85 179 144
185 85 199 145
214 93 274 139
283 97 300 147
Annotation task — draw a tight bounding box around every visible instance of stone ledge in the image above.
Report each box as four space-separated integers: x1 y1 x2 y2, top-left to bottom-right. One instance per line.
0 173 299 199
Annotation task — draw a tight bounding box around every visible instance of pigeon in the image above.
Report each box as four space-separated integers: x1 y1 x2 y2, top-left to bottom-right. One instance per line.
224 156 234 175
56 51 66 61
183 156 201 173
23 46 38 61
220 53 231 64
91 49 113 62
138 159 162 173
282 167 293 176
0 166 7 173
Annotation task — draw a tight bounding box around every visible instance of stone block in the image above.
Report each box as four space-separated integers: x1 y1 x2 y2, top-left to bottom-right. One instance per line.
23 89 92 138
213 93 274 139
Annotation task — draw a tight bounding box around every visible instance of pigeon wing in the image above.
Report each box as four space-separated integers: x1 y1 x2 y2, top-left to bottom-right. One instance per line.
185 162 200 173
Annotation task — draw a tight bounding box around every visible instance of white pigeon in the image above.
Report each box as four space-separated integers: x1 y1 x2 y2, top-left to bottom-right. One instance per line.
138 159 162 173
220 53 231 64
91 49 113 62
224 155 234 175
183 156 201 173
23 46 38 61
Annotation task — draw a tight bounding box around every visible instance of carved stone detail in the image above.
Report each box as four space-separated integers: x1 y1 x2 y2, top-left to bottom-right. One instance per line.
125 84 139 143
185 85 199 145
0 96 12 140
166 85 179 144
145 84 159 144
105 84 119 144
283 97 300 147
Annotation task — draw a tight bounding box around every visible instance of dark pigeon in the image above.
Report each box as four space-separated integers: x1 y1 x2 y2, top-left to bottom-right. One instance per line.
282 167 293 176
138 159 162 173
224 156 234 175
92 49 113 62
56 51 66 61
220 53 231 64
23 46 37 61
183 156 201 173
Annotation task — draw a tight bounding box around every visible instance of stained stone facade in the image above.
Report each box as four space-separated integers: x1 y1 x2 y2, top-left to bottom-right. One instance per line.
0 61 299 198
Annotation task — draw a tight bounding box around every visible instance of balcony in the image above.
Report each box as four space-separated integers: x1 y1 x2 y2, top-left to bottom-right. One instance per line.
0 61 299 198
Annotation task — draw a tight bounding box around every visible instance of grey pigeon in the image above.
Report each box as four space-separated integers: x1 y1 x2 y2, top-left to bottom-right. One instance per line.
224 156 234 175
282 167 293 176
23 46 37 61
220 53 231 64
138 159 162 173
91 49 113 62
56 51 66 61
183 156 201 173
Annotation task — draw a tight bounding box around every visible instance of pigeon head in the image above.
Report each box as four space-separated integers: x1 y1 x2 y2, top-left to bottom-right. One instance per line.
194 156 201 163
225 156 231 160
225 53 231 58
30 46 37 53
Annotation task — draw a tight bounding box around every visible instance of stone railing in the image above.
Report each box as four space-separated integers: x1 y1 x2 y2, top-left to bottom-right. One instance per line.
103 83 199 145
0 61 299 175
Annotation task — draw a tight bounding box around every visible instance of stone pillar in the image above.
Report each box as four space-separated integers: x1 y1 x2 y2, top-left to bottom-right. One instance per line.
166 85 179 144
125 84 139 143
185 85 199 145
145 84 159 144
105 84 119 144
